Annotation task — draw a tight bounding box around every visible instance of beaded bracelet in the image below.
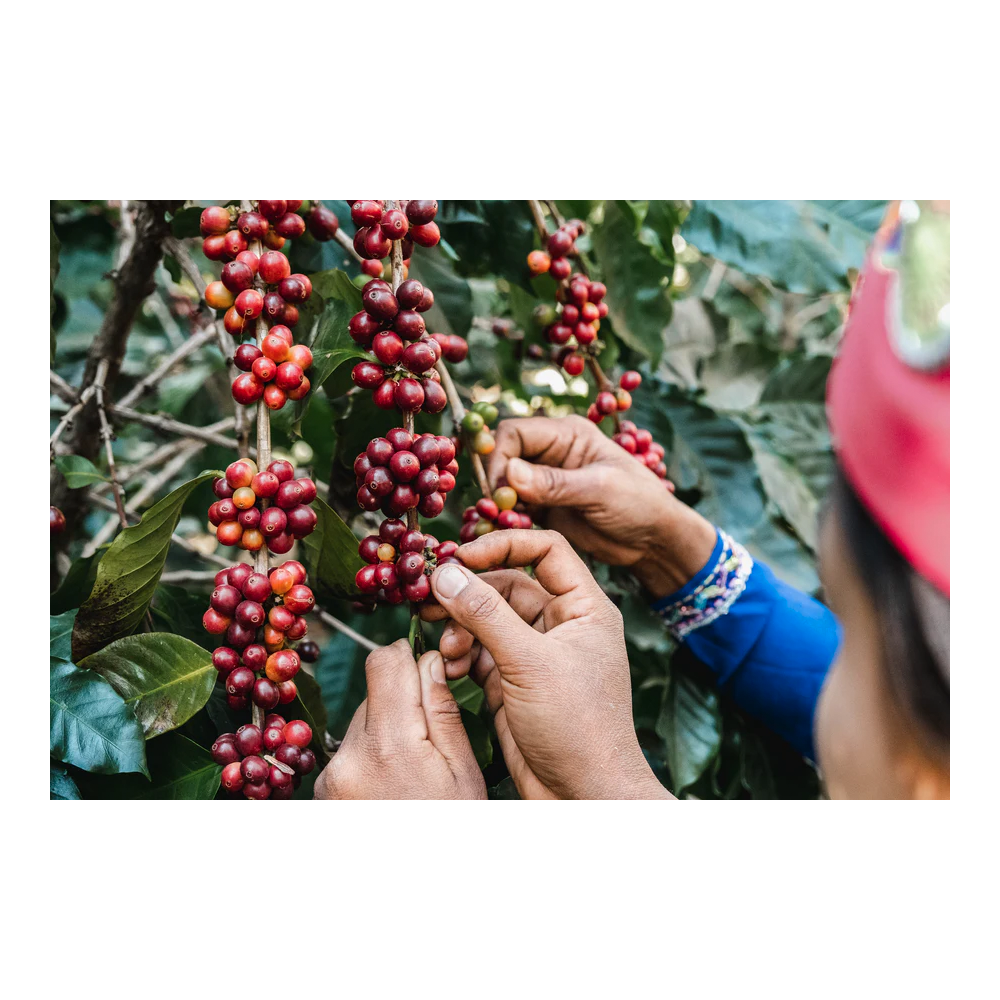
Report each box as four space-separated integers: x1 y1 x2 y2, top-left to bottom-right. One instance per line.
655 531 753 639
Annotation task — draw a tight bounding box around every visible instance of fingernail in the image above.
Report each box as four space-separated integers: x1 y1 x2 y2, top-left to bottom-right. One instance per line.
429 651 445 683
435 563 471 599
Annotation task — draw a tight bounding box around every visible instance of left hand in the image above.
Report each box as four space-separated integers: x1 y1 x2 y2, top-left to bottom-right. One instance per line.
313 639 487 800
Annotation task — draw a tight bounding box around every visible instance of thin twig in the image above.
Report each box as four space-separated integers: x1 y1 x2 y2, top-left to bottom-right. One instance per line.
109 404 244 451
50 383 98 452
92 359 128 529
436 360 491 497
317 609 378 652
49 370 77 405
116 325 218 410
335 226 363 262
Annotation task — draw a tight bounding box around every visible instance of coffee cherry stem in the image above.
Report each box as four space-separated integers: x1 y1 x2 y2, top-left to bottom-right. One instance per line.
436 359 492 498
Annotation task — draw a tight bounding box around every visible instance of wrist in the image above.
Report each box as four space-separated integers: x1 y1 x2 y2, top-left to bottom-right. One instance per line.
632 503 718 601
574 739 675 800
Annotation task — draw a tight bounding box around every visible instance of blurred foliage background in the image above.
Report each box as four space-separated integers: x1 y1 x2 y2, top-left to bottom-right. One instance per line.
51 199 885 799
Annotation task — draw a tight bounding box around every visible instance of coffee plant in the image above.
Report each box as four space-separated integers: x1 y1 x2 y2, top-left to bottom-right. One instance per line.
50 199 886 799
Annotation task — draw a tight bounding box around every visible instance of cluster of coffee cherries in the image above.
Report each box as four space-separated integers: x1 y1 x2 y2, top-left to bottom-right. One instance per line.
612 419 672 484
460 486 532 542
355 520 460 606
203 558 316 701
527 218 586 281
212 715 316 800
585 369 641 423
349 199 441 266
208 458 317 555
461 400 499 456
354 429 458 519
533 278 609 378
349 276 467 414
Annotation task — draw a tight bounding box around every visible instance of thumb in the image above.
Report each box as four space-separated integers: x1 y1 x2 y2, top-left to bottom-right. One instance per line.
417 650 478 773
506 456 607 508
430 562 544 668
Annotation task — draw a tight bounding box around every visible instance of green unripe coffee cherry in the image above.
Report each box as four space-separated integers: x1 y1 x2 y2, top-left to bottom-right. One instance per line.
291 440 314 464
353 273 369 289
462 411 485 434
532 303 559 328
472 401 499 425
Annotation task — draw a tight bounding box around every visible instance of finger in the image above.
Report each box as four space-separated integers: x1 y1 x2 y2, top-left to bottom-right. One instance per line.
429 562 550 666
489 414 604 487
457 529 599 599
505 455 614 511
417 650 480 775
363 638 424 738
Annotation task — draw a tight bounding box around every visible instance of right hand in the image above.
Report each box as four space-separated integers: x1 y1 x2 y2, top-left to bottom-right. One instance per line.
488 415 717 598
421 528 671 800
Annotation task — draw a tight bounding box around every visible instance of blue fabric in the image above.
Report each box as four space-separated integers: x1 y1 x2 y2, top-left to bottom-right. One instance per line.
651 530 840 760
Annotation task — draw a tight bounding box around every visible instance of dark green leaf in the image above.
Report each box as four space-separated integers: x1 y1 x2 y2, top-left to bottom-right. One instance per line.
760 355 832 403
75 732 220 800
306 269 369 390
408 246 473 337
461 707 493 769
170 205 204 239
50 657 149 777
81 633 216 739
290 670 331 766
314 631 357 727
590 200 673 364
51 762 81 800
656 673 722 794
51 609 78 661
72 472 219 660
739 731 777 799
681 200 886 295
150 584 215 649
50 548 106 614
55 454 107 488
299 496 364 603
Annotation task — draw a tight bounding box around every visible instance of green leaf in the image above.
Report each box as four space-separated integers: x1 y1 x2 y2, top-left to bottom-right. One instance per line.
590 200 674 364
75 733 220 800
449 675 484 715
80 633 216 739
314 631 358 727
72 472 219 660
306 269 369 390
656 673 722 794
460 707 493 769
55 454 107 488
408 246 473 337
50 218 61 362
299 496 365 603
51 609 79 661
290 670 330 766
760 355 832 403
681 200 886 295
170 205 204 239
739 731 777 799
51 762 81 800
50 657 149 777
50 548 106 614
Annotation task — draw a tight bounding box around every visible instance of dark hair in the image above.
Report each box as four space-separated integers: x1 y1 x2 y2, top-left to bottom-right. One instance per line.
831 466 950 756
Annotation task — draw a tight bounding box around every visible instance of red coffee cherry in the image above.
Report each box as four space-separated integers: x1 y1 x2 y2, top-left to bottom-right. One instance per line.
211 738 241 766
401 342 436 374
403 575 432 603
405 200 438 225
199 205 231 236
351 200 384 226
306 203 340 240
253 677 281 710
393 310 426 341
241 755 269 784
235 724 264 757
620 370 642 391
410 221 440 247
258 250 291 284
266 459 294 483
380 208 409 239
395 279 425 309
265 649 301 683
285 505 317 537
372 331 404 366
275 480 304 510
222 230 248 259
394 378 425 412
275 362 304 391
237 211 269 240
283 584 315 615
275 212 306 239
220 760 245 792
221 260 255 294
550 257 572 280
363 282 399 321
352 361 387 389
282 720 313 748
417 491 445 518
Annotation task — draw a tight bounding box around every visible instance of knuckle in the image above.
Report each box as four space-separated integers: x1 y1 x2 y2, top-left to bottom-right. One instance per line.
461 584 502 623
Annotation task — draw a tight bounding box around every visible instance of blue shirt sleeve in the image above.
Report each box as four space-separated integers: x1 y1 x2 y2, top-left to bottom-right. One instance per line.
651 529 840 760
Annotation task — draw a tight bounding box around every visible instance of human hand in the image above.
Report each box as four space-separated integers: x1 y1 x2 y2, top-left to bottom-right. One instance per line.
421 529 671 800
488 415 717 598
313 639 486 800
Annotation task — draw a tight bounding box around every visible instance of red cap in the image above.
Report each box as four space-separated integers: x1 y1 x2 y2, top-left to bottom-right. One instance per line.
826 204 950 596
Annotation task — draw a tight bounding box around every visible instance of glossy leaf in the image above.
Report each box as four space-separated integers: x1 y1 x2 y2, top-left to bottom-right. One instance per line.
50 657 149 777
81 632 216 739
55 454 107 488
51 609 78 661
408 245 473 337
299 495 365 602
656 673 722 794
314 631 357 728
461 707 493 770
72 472 219 660
50 547 105 615
50 762 81 800
681 200 886 295
75 733 221 800
170 205 204 239
590 200 674 364
290 669 331 767
306 269 369 390
449 675 485 715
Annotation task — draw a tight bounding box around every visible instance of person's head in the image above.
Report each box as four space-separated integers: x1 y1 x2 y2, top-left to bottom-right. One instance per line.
814 468 949 798
815 201 950 798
